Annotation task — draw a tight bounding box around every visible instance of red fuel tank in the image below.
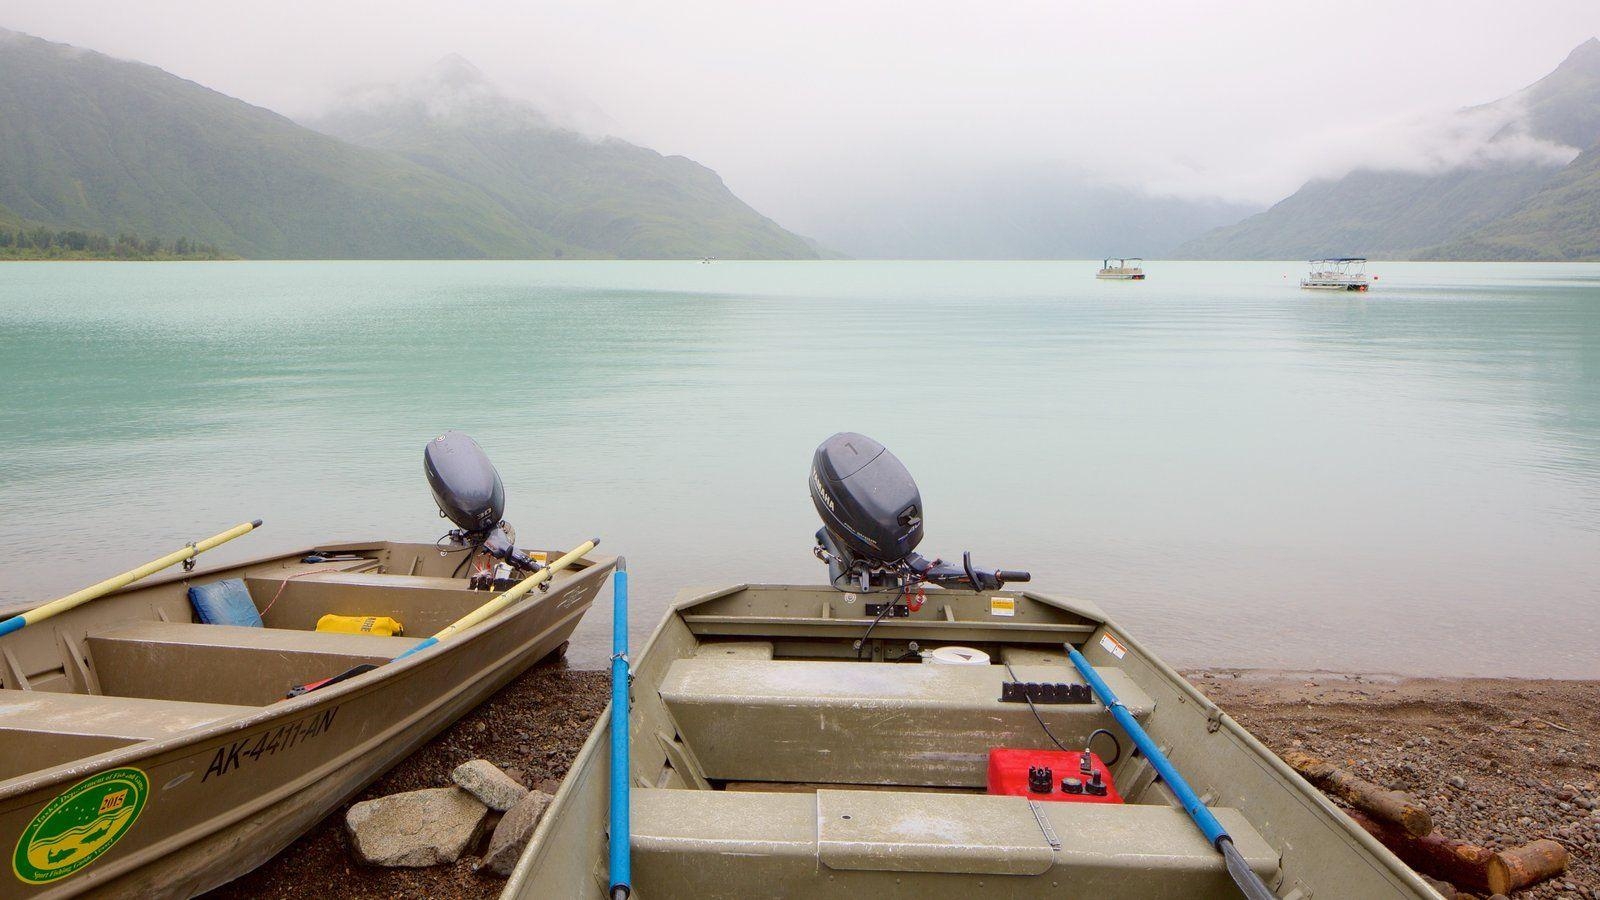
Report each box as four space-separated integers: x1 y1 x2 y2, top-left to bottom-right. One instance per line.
987 748 1123 803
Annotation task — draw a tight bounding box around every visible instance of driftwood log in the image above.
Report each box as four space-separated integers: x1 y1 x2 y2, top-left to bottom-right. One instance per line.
1345 810 1569 895
1487 839 1570 895
1283 750 1434 836
1345 810 1494 892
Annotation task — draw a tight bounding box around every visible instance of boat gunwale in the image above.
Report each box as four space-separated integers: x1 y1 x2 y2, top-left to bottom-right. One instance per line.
0 537 380 621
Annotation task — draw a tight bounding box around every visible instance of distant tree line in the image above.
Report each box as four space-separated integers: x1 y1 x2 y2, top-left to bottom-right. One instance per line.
0 226 227 260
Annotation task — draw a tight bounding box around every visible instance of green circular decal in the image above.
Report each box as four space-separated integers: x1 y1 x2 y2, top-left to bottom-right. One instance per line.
13 767 148 885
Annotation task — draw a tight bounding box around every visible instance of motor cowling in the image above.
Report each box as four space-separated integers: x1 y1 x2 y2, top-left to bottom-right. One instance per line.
810 432 924 565
424 431 505 535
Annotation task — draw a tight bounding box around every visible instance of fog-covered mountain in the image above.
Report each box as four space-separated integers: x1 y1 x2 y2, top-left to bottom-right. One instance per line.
784 170 1257 260
1431 139 1600 260
1177 39 1600 260
0 29 816 259
305 57 818 260
0 28 561 258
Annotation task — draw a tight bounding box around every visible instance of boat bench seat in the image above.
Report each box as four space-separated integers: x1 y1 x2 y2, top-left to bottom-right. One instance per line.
244 571 475 635
87 622 421 706
658 658 1153 786
0 689 253 781
628 788 1277 898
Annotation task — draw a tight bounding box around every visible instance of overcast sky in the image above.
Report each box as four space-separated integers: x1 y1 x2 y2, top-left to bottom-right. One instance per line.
7 1 1600 224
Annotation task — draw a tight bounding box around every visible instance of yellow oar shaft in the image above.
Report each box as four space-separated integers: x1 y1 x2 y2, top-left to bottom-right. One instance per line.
1 519 262 637
394 538 599 660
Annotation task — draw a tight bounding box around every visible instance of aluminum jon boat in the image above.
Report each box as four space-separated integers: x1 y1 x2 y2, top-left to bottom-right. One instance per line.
506 433 1437 900
0 432 614 898
507 584 1436 899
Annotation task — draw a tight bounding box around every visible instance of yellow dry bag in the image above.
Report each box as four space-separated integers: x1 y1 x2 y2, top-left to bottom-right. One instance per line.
315 614 404 636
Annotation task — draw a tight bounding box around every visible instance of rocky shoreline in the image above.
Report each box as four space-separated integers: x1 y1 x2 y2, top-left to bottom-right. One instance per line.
207 662 1598 899
1194 671 1598 898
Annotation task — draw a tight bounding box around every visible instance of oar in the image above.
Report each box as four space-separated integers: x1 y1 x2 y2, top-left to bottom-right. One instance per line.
608 560 632 900
1065 642 1278 900
0 520 263 639
287 538 600 697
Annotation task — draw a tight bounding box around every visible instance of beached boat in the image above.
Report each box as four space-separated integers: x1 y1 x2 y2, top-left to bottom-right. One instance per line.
507 433 1437 900
1301 258 1371 292
1097 257 1146 280
0 434 614 898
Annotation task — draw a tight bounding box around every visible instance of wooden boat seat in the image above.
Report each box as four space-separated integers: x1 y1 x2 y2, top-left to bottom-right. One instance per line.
0 689 252 781
658 658 1153 786
628 788 1278 897
87 622 421 706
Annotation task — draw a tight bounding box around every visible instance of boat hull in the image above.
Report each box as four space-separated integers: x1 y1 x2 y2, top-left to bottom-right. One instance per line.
0 541 612 899
506 584 1439 899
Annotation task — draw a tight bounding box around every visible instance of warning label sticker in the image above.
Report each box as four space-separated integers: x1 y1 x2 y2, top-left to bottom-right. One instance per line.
1099 633 1128 659
989 596 1016 617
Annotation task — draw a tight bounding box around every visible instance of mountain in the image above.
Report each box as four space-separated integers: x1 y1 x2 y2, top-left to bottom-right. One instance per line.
0 28 550 258
1430 141 1600 259
0 30 816 259
783 172 1258 260
1177 38 1600 260
305 57 818 260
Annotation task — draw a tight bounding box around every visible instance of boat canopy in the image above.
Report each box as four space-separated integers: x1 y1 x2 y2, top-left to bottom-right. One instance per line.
1102 258 1143 267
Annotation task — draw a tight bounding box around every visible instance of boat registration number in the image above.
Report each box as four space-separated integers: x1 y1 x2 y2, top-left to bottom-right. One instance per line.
201 706 340 782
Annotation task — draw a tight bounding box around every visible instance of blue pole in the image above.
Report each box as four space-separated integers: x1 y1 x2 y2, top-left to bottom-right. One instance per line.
608 563 632 900
1066 642 1276 900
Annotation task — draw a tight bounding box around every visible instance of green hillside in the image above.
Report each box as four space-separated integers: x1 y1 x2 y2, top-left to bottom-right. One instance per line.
1429 142 1600 260
1177 38 1600 260
1171 166 1556 260
0 29 816 259
309 59 818 260
0 28 555 258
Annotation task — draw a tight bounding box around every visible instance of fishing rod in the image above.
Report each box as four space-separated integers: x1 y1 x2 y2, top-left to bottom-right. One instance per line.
286 537 600 697
608 560 632 900
1065 642 1278 900
0 520 263 638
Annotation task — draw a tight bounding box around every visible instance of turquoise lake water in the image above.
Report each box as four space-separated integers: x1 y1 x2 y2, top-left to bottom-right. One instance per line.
1 260 1596 676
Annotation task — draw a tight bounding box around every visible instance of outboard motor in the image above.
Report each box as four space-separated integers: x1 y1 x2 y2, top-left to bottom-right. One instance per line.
810 432 1030 594
425 430 505 534
425 431 541 582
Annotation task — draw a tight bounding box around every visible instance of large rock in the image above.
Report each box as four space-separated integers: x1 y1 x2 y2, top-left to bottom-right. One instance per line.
480 790 555 876
345 787 488 867
452 759 529 812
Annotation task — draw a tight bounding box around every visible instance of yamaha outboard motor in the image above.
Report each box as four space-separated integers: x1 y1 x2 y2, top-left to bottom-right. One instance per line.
810 432 1030 593
425 431 541 581
426 431 506 534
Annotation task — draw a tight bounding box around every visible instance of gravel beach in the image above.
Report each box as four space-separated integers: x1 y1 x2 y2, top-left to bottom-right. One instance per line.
208 665 1598 899
1194 671 1599 898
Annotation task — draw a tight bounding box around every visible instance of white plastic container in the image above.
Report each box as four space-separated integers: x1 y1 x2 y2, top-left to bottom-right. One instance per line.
924 646 991 666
